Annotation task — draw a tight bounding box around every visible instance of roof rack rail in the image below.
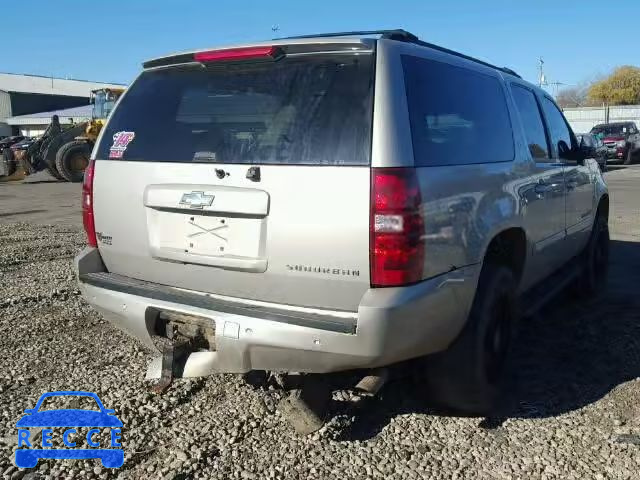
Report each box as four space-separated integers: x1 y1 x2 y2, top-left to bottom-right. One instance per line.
275 29 418 41
276 29 520 78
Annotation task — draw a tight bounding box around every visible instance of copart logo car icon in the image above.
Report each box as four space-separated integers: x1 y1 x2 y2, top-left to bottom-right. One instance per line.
15 391 123 468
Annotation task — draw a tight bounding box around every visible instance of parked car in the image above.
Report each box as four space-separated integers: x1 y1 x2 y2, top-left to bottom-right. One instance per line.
0 137 29 177
0 135 24 154
576 133 608 171
75 29 609 421
590 121 640 164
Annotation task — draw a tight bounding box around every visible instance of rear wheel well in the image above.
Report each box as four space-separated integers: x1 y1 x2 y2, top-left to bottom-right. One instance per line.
484 228 527 284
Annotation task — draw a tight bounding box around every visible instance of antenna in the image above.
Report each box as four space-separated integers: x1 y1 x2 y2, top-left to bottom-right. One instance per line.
548 81 567 97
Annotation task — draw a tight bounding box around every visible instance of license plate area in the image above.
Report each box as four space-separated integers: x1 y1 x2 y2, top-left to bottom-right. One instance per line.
146 210 268 272
183 214 262 258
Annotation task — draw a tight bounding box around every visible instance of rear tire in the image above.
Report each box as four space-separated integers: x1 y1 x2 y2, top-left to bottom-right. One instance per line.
420 264 517 415
55 140 91 183
573 213 609 298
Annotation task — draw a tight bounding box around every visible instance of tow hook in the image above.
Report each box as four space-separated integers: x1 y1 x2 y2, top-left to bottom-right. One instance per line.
149 325 192 394
149 310 216 394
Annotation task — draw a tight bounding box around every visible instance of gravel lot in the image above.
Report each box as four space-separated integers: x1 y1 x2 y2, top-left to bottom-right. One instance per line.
1 167 640 480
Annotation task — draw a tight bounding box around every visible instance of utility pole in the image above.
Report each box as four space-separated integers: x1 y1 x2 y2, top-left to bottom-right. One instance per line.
538 57 546 88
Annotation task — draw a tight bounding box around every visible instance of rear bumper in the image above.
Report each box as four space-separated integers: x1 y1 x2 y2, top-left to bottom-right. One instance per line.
75 247 479 374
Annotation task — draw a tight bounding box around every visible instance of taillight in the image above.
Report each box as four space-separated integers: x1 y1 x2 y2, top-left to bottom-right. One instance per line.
370 168 425 287
82 160 97 247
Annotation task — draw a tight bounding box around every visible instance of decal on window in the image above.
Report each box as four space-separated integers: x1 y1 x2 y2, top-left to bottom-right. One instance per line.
109 131 135 159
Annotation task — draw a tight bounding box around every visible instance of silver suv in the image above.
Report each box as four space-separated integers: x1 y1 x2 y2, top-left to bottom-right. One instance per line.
75 30 609 414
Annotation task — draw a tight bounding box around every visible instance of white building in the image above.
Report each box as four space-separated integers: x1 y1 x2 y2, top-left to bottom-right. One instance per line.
6 105 93 137
0 72 125 136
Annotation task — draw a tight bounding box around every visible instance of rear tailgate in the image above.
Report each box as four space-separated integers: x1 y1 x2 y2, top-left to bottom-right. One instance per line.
91 44 374 312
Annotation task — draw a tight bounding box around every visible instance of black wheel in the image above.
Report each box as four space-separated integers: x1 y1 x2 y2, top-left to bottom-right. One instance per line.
421 264 517 415
1 148 16 176
45 163 65 181
55 140 91 183
574 214 609 298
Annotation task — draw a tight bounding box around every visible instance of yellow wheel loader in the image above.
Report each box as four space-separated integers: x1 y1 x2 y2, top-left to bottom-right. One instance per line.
55 87 125 182
0 88 125 183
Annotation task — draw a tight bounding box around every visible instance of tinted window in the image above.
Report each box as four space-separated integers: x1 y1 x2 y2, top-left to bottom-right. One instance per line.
96 54 374 165
511 85 549 159
541 97 574 159
402 56 514 166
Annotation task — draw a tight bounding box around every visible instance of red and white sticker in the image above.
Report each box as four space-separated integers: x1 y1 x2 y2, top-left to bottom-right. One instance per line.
109 131 136 159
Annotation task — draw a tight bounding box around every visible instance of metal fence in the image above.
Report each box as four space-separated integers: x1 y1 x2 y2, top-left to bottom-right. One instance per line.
563 105 640 133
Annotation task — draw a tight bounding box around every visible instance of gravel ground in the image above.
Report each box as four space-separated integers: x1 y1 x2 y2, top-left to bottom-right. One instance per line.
1 170 640 479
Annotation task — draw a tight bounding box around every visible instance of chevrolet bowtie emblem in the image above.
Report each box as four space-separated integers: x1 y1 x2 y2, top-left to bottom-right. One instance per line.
179 191 214 209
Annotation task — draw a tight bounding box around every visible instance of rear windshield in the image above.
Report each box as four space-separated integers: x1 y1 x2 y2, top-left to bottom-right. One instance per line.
96 53 374 165
590 124 629 136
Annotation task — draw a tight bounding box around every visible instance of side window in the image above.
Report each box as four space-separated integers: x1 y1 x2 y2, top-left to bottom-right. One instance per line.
402 55 514 166
510 85 550 160
541 97 574 160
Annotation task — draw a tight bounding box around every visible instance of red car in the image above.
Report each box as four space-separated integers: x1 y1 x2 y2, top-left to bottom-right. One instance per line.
590 122 640 165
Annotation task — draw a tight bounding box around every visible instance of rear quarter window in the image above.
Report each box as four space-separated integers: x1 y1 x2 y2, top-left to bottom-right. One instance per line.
96 53 374 165
402 55 514 167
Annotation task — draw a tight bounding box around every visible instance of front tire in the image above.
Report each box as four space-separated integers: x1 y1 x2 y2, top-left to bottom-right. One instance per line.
55 140 91 183
421 264 517 415
45 164 65 180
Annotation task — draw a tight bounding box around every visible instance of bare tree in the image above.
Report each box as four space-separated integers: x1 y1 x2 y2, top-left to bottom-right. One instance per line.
556 86 588 108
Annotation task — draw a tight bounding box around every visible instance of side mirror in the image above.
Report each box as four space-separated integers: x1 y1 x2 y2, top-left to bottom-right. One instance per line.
561 139 587 164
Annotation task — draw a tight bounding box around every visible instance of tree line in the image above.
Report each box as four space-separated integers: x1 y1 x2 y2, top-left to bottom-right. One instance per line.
556 66 640 108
